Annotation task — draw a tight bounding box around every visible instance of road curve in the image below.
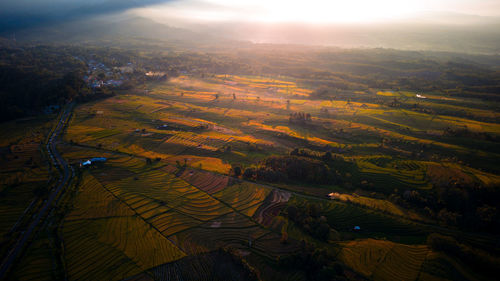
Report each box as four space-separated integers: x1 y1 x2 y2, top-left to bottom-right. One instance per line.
0 104 73 279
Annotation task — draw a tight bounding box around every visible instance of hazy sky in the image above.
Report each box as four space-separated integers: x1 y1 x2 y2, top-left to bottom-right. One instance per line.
132 0 500 24
0 0 170 31
1 0 500 32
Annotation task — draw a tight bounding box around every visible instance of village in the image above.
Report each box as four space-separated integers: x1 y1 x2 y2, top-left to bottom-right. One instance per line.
83 60 132 89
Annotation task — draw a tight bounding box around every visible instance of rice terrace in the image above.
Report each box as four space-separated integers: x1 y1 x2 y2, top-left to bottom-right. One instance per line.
1 2 500 280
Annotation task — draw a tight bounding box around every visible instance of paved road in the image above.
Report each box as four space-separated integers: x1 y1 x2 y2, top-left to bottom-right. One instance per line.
0 104 73 279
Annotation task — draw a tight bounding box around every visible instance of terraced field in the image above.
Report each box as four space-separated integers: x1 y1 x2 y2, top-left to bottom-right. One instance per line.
338 239 431 281
51 144 314 280
356 158 432 192
62 172 187 281
253 189 292 226
9 232 57 281
6 70 498 281
212 182 271 214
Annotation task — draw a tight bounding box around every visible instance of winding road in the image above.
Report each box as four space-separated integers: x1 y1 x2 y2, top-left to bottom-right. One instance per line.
0 104 73 278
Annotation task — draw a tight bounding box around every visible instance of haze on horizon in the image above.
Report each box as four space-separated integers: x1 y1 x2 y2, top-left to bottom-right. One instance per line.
2 0 500 28
132 0 500 25
1 0 500 54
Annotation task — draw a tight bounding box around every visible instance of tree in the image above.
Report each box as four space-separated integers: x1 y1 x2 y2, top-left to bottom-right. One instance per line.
243 167 256 180
321 152 332 161
286 205 298 221
33 186 48 198
307 203 320 218
233 166 242 177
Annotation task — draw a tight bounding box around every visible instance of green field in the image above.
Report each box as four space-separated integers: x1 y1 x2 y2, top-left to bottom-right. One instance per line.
4 70 499 281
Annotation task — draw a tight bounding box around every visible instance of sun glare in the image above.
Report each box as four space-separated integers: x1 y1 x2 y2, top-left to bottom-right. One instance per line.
223 0 420 23
136 0 423 24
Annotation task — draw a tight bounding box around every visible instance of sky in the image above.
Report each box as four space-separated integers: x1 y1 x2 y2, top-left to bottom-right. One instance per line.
132 0 500 24
1 0 499 32
0 0 170 31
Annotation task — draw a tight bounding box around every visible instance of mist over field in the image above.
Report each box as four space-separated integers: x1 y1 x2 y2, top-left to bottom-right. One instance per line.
1 1 500 281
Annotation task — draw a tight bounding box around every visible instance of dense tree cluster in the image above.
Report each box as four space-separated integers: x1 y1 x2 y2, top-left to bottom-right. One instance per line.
0 45 106 121
443 126 497 141
241 148 356 187
391 178 500 233
277 241 347 281
283 204 338 241
289 112 312 124
243 155 339 184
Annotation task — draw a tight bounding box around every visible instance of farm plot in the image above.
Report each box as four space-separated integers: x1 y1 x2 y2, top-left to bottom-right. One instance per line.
180 223 270 253
426 162 488 188
252 231 302 258
0 168 49 242
94 167 232 229
338 239 430 281
146 250 259 281
106 156 158 174
62 173 186 281
0 181 41 236
63 217 185 281
145 209 201 237
356 158 432 191
253 189 292 226
179 169 230 194
9 234 56 281
212 182 271 215
65 174 135 221
58 143 114 162
160 133 217 152
101 169 191 203
334 193 423 221
174 190 232 221
418 251 480 281
0 117 51 239
285 197 428 243
200 212 257 229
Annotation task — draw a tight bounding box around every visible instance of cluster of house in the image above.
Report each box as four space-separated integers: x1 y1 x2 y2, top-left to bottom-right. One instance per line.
84 60 132 88
115 63 134 74
80 157 107 167
326 192 340 200
87 79 125 89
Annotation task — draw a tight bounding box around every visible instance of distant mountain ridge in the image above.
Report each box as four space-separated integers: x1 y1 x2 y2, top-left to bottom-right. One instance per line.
2 12 500 55
6 16 211 44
